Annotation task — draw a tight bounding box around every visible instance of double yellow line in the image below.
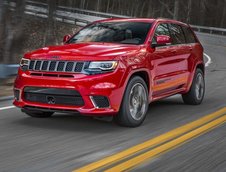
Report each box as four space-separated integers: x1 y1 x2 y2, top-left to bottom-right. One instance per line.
73 107 226 172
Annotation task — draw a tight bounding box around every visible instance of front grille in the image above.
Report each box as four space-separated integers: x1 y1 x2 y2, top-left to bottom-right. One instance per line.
91 96 110 108
29 60 84 73
23 87 84 106
35 61 41 70
66 62 74 71
74 62 84 72
49 61 57 71
41 61 49 70
57 62 65 71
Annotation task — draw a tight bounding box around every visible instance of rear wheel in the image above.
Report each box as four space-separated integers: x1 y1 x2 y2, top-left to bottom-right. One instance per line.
114 76 149 127
182 68 205 105
22 109 54 118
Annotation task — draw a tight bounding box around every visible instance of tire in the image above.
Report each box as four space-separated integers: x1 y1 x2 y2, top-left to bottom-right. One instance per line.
22 109 54 118
182 68 205 105
114 76 149 127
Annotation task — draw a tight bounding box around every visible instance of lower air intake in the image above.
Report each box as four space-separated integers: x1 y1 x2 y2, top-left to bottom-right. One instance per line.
91 96 110 108
14 89 20 101
23 87 84 106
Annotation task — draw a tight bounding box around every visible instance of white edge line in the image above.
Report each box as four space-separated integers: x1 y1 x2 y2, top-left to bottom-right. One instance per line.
0 106 15 111
204 53 212 67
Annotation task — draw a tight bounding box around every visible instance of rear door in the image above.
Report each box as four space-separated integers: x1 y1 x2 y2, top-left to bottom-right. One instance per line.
181 25 202 66
167 23 191 87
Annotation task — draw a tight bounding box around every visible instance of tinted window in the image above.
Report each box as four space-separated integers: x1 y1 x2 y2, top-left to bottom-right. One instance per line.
152 23 170 44
182 26 197 43
168 24 186 45
68 22 152 45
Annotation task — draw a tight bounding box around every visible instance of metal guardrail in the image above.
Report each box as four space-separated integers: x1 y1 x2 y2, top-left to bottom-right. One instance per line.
26 0 130 19
25 1 129 25
57 5 130 19
191 25 226 35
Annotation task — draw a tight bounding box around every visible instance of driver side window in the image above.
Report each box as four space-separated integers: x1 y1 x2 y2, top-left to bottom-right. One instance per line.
152 23 170 44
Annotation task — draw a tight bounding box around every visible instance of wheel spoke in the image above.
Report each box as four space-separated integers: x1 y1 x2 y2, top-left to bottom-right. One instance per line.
138 86 143 97
195 73 204 100
129 83 147 121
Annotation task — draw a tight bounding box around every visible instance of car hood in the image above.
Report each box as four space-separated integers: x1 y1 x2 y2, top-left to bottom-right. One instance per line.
25 42 142 61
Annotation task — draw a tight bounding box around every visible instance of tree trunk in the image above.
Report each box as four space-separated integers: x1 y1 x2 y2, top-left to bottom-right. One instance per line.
147 0 153 17
45 0 57 46
139 1 146 17
199 0 206 26
221 0 226 27
186 0 192 23
80 0 83 9
173 0 179 20
96 0 100 11
0 0 3 23
1 0 25 63
0 0 5 63
158 0 173 18
106 0 110 13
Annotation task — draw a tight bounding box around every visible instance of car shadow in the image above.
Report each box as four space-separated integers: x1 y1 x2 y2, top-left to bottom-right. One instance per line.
14 113 124 133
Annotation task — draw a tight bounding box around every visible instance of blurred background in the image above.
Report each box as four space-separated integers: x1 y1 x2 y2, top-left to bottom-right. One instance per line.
0 0 226 98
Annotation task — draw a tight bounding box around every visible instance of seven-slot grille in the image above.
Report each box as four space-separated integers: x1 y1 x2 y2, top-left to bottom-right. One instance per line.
29 60 84 73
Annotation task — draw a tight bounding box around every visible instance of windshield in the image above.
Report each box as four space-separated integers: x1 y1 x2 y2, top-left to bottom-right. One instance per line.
68 21 152 45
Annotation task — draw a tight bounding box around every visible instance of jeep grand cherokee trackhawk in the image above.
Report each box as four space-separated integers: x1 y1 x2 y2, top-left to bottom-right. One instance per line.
14 18 205 127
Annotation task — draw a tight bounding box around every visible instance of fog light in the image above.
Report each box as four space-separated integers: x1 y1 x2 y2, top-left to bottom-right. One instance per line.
90 96 110 108
14 89 20 101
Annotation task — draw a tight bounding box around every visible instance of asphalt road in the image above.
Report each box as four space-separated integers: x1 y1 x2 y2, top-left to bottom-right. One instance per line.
0 32 226 172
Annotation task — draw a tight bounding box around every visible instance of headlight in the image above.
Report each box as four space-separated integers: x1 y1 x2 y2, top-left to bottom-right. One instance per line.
85 61 118 74
20 58 30 71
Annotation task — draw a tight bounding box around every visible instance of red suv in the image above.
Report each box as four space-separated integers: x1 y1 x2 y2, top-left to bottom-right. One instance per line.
14 18 205 127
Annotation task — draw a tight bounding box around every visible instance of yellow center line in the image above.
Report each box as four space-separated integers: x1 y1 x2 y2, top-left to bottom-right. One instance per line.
73 107 226 172
105 115 226 172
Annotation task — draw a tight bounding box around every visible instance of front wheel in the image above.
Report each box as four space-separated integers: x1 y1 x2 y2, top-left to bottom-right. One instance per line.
182 68 205 105
114 76 149 127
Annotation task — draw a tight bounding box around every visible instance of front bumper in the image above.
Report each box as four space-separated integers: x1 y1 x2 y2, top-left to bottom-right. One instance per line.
13 68 125 116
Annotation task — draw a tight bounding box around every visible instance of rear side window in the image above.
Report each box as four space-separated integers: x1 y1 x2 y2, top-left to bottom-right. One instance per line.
152 23 170 44
182 26 197 43
168 24 186 45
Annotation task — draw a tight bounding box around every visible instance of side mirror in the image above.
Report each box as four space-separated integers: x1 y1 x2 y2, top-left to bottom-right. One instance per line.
152 35 172 48
63 34 71 43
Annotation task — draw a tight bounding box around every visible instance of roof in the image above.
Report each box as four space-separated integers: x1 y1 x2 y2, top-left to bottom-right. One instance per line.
97 18 155 23
95 18 188 26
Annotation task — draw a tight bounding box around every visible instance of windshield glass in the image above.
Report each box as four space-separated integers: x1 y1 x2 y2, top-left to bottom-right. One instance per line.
68 22 152 45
